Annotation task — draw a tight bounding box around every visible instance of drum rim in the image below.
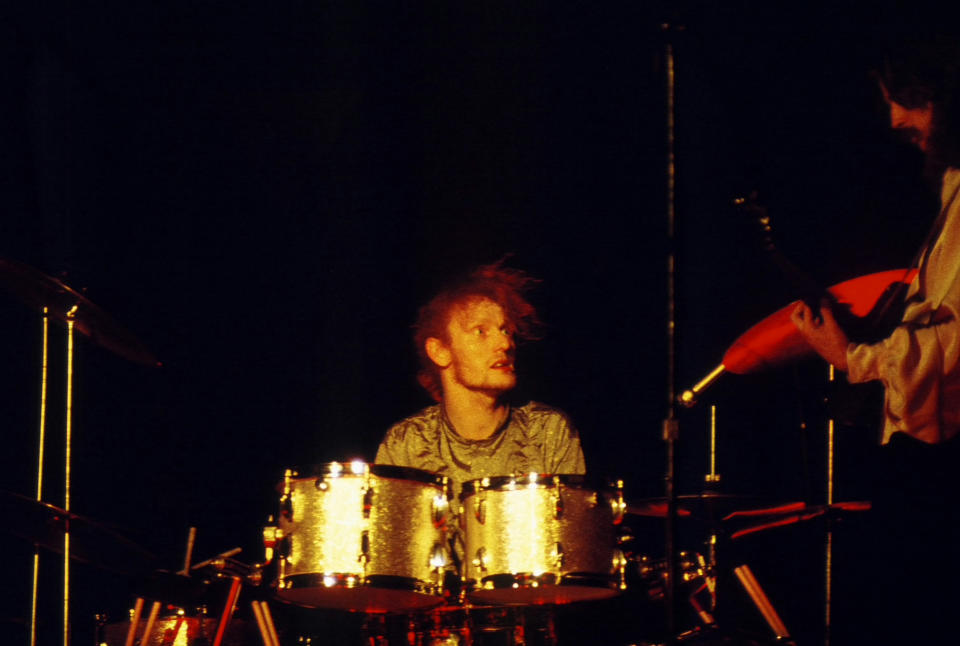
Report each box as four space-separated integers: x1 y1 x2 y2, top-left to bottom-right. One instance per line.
467 571 618 590
281 463 447 486
459 473 616 499
274 572 446 611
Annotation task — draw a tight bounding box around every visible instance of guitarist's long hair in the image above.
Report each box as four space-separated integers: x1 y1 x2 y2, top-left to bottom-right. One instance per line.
874 34 960 181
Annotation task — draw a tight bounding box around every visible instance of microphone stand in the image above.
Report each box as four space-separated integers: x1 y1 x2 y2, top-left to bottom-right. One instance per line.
661 20 681 645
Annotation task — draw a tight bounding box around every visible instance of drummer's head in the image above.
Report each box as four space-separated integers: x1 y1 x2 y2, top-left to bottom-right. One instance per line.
413 260 541 402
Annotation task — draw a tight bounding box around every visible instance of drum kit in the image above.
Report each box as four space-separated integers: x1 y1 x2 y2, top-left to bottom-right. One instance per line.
260 460 757 646
1 256 902 645
262 462 630 645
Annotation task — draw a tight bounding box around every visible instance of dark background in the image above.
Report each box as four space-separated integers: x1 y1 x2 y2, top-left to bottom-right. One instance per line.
0 2 946 644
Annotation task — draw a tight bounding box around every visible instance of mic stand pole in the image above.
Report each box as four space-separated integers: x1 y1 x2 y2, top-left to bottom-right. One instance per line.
662 20 681 645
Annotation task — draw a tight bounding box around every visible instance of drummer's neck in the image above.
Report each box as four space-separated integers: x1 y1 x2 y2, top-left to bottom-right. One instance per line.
441 389 510 441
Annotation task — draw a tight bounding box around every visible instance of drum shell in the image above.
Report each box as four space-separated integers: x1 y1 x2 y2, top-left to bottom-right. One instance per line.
460 475 622 604
274 463 450 611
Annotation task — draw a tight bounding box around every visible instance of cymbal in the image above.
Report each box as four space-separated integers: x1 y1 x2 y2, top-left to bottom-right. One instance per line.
723 269 917 374
727 501 871 540
0 257 159 366
0 489 157 574
626 492 772 519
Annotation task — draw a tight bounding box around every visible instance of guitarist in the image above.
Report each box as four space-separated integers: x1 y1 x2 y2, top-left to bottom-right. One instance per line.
791 37 960 644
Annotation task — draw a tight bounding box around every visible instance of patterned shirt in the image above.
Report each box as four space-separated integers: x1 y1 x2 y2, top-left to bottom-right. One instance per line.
375 401 586 500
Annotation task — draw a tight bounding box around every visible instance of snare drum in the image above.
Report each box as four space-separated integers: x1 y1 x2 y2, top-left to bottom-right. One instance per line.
268 461 451 612
460 474 626 604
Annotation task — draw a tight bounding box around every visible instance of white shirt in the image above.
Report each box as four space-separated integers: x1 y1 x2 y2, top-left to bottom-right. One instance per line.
847 167 960 443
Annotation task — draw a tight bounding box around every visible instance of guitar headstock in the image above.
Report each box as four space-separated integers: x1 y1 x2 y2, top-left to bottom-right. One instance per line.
734 191 775 252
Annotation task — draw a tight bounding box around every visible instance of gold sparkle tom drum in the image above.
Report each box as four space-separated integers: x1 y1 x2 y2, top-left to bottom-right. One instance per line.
460 474 626 605
267 461 451 612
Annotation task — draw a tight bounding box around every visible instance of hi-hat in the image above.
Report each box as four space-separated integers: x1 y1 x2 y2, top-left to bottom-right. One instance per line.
0 257 159 366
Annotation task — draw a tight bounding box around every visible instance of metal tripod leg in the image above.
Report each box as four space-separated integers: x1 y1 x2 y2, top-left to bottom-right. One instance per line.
732 564 793 644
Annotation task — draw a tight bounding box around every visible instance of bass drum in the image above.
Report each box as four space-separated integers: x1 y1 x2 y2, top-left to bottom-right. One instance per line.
269 461 451 612
99 609 250 646
460 474 626 605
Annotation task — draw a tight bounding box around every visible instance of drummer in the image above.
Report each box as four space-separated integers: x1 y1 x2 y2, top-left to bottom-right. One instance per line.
374 260 586 501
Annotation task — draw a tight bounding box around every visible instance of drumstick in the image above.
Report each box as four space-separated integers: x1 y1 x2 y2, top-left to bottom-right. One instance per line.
124 597 144 646
251 601 279 646
251 601 270 645
141 601 162 643
261 601 280 646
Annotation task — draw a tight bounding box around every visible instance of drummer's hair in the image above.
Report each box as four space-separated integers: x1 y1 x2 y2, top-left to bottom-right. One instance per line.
413 259 542 402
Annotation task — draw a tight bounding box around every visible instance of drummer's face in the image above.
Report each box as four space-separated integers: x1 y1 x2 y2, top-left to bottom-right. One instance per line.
441 298 517 395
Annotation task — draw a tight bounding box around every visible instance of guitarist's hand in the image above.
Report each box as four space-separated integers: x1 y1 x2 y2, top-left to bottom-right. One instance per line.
791 299 851 371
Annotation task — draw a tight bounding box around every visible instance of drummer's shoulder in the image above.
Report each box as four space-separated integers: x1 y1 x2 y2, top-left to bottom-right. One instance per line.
514 401 578 434
383 404 444 442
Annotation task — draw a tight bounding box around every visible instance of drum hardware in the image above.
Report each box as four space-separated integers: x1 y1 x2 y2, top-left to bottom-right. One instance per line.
122 528 269 646
731 565 793 645
634 550 716 629
101 604 258 646
0 257 161 646
356 602 556 646
433 492 451 526
212 576 243 646
474 496 486 524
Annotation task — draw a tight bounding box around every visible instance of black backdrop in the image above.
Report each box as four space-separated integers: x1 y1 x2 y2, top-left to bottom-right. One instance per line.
0 2 946 644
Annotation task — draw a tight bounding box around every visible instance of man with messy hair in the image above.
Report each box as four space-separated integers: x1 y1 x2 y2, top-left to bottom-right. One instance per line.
375 260 585 500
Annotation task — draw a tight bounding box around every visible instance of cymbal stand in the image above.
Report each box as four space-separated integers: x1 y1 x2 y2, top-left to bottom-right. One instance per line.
732 565 792 641
212 576 243 646
702 407 794 643
29 308 49 646
702 405 720 615
63 305 77 646
27 303 81 646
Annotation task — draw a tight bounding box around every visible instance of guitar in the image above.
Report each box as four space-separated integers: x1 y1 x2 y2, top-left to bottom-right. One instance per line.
736 192 911 345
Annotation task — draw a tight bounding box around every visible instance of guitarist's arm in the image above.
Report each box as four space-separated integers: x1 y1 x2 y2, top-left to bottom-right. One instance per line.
794 169 960 444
